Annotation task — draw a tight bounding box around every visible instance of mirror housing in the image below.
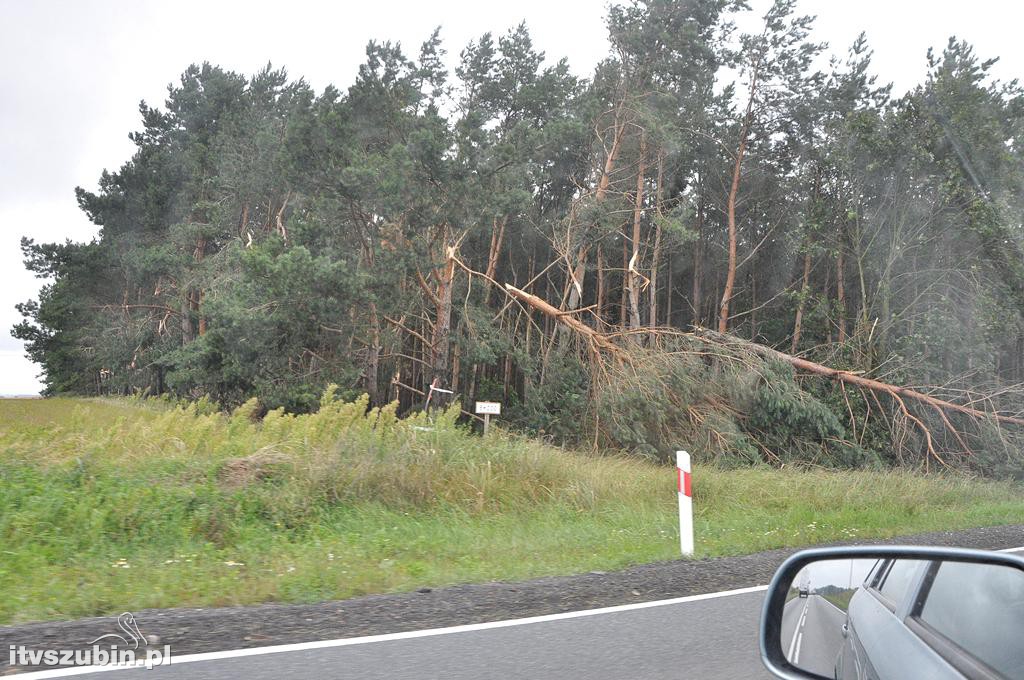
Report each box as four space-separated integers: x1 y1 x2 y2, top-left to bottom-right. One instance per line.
759 546 1024 680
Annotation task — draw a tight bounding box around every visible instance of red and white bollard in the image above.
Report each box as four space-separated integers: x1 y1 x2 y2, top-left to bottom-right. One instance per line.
676 450 694 556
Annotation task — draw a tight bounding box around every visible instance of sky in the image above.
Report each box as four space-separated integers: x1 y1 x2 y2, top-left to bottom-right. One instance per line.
795 558 879 590
1 0 1021 395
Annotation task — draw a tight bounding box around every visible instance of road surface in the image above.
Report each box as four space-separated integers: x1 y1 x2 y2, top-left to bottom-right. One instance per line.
780 594 849 678
19 544 1024 679
24 587 774 680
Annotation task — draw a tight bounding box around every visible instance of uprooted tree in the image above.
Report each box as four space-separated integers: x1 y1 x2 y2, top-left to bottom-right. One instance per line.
504 280 1024 472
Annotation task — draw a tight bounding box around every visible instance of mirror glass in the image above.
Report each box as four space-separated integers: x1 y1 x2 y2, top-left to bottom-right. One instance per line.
780 557 1024 680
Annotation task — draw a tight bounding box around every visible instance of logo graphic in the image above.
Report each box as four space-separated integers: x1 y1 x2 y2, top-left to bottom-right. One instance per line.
9 612 171 669
89 612 145 649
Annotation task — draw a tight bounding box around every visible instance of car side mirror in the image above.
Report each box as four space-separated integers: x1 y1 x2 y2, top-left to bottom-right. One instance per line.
759 546 1024 680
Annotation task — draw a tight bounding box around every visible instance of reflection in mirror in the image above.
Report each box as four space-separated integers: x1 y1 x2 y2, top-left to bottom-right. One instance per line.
781 558 1024 680
782 558 877 677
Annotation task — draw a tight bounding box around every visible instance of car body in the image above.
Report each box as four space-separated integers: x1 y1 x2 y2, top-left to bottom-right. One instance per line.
798 588 809 599
835 557 1024 680
760 546 1024 680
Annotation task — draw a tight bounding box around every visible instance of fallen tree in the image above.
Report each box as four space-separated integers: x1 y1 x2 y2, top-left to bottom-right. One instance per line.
501 280 1024 469
689 329 1024 428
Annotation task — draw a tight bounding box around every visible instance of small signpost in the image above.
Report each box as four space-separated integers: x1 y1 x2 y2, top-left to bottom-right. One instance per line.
475 401 501 435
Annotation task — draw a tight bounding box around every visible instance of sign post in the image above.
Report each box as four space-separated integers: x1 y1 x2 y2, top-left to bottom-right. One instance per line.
475 401 501 435
676 450 693 557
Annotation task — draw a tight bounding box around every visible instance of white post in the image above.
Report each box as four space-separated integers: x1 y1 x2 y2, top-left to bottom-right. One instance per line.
676 450 694 557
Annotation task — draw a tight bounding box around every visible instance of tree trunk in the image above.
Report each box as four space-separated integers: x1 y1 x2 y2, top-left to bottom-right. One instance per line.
749 271 758 339
649 149 664 333
430 245 457 397
505 282 1024 429
187 236 207 341
597 105 626 202
596 245 606 327
620 237 629 327
695 328 1024 429
365 303 381 404
483 216 506 306
837 224 847 343
451 342 461 394
718 63 760 334
197 291 206 336
564 245 588 312
180 294 194 345
238 202 250 239
564 104 626 318
503 354 513 403
666 256 673 327
791 248 812 353
692 195 704 326
628 132 647 330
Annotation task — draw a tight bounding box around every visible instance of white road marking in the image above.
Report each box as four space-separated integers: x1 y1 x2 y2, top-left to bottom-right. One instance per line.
18 544 1024 678
793 631 803 666
787 599 808 662
14 584 770 678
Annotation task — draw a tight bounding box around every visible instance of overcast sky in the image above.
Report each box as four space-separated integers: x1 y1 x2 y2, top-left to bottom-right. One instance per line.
1 0 1021 395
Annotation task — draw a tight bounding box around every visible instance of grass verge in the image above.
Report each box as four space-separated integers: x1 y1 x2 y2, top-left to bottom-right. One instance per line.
2 393 1023 624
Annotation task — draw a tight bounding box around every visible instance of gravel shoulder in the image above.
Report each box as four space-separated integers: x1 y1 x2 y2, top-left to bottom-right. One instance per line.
3 524 1023 673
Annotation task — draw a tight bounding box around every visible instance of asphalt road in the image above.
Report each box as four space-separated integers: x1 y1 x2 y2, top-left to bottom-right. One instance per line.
13 536 1024 679
781 595 848 678
59 588 774 680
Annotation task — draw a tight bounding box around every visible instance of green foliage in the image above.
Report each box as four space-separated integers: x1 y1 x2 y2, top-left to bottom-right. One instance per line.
12 5 1024 474
505 350 589 443
745 361 851 464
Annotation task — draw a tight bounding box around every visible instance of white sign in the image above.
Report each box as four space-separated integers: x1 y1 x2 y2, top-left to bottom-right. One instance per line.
475 401 501 415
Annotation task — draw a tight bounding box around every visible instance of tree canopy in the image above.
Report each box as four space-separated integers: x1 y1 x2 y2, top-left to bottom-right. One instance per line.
15 0 1024 472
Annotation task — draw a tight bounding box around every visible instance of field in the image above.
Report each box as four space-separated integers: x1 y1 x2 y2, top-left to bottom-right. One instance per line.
2 394 1024 625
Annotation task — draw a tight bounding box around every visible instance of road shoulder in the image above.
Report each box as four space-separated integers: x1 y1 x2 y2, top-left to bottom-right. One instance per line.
3 524 1022 672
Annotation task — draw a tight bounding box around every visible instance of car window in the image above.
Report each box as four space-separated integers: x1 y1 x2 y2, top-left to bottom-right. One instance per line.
919 561 1024 679
864 559 884 586
877 559 920 604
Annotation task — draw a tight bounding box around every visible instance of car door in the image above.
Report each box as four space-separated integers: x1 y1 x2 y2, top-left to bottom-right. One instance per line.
838 558 963 680
904 560 1024 679
837 558 918 680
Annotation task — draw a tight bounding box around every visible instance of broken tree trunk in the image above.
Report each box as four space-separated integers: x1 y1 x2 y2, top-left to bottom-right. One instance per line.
505 284 626 361
486 278 1023 467
508 281 1024 429
483 216 506 306
627 132 646 330
694 328 1024 428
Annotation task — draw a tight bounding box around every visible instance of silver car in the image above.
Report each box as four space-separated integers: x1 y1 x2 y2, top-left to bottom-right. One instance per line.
836 557 1024 679
760 546 1024 680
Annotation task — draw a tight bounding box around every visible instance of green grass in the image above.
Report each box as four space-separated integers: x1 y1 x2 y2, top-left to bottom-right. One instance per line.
822 589 855 611
2 393 1024 625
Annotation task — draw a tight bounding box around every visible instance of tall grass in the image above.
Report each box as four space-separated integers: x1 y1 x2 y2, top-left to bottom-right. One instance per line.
1 392 1023 624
